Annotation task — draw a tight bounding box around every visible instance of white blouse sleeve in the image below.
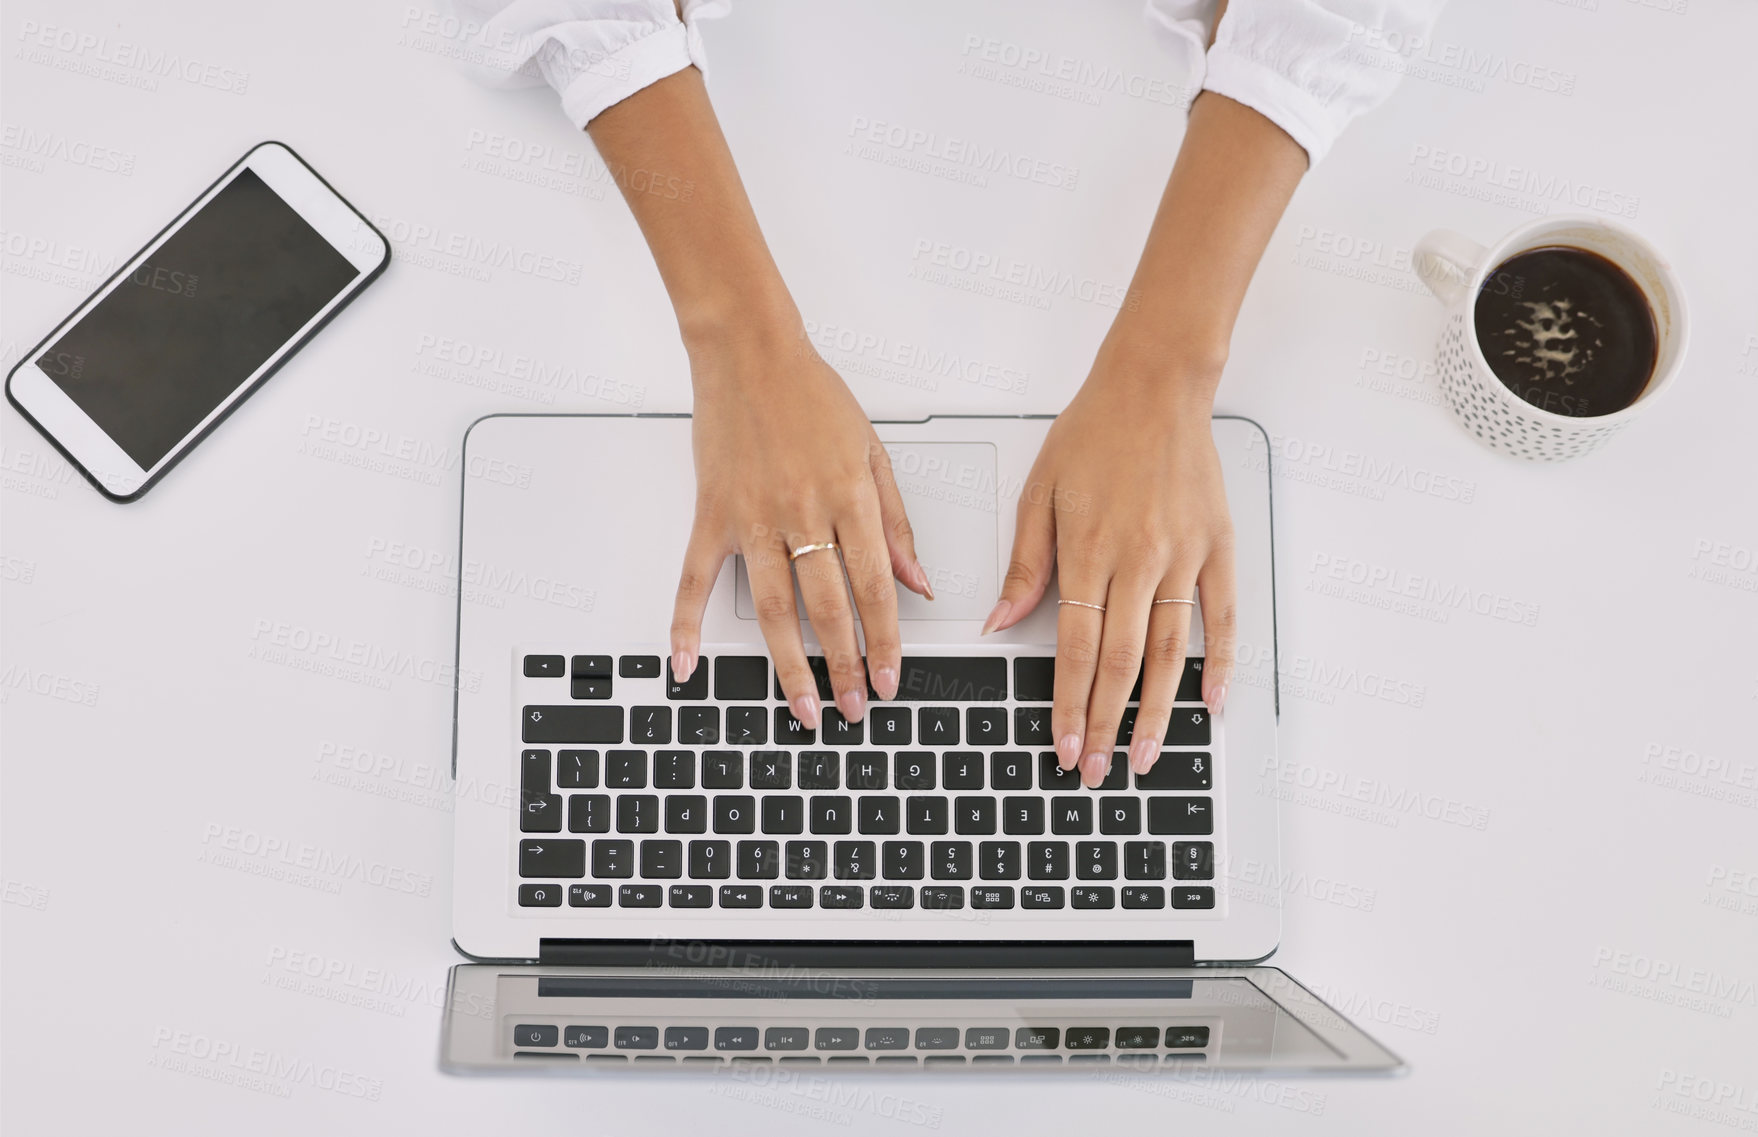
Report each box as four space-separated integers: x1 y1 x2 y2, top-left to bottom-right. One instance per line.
1145 0 1449 163
449 0 731 127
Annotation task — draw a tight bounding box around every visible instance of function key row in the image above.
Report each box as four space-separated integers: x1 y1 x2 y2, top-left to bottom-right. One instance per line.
517 881 1216 910
514 1023 1210 1051
520 838 1214 879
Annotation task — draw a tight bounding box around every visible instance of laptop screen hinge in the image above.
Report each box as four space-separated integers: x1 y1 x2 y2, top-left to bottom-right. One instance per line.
537 939 1197 969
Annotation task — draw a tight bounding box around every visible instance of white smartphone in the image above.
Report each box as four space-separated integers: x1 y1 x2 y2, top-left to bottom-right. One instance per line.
5 141 389 501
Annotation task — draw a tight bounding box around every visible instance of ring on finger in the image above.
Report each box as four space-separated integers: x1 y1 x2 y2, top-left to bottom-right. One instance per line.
788 541 840 561
1057 599 1107 612
1152 597 1196 606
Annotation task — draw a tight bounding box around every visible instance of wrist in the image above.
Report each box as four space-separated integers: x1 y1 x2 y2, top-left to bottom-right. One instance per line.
1086 322 1227 419
675 278 802 361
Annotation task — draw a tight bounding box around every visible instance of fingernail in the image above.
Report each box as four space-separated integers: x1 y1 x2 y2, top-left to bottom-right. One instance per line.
672 649 695 682
980 600 1010 636
1056 734 1082 770
791 694 819 730
1129 737 1160 776
1080 752 1107 787
916 562 936 601
872 666 899 701
838 686 866 721
1206 683 1228 715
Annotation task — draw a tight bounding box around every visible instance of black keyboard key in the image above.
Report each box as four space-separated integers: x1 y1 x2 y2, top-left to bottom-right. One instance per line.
967 707 1008 746
785 841 828 879
971 885 1016 909
750 752 792 790
679 706 719 745
870 706 911 745
1125 841 1167 879
1016 1027 1060 1049
521 791 563 833
1013 656 1054 701
689 840 731 879
521 749 551 794
965 1026 1008 1049
1021 886 1065 909
568 794 610 833
1148 797 1214 835
669 884 712 907
515 1024 558 1047
520 839 584 878
629 706 671 745
1178 658 1204 701
572 655 612 678
1051 798 1093 834
565 1025 608 1047
652 751 694 789
895 752 935 790
907 796 949 834
864 1027 910 1050
702 751 742 788
810 796 853 834
1100 797 1141 834
1096 753 1128 790
915 1027 960 1050
619 654 661 678
593 840 634 878
557 749 599 788
1122 886 1165 909
761 795 804 834
1077 841 1118 879
1014 707 1053 746
619 884 663 907
770 884 813 908
774 707 816 745
798 751 840 789
1073 886 1115 909
524 655 565 678
942 752 983 790
858 795 900 834
1066 1027 1110 1049
1137 751 1212 790
979 841 1021 879
819 885 864 908
1115 1026 1160 1048
919 707 960 745
568 883 611 906
616 794 659 833
764 1026 808 1051
641 840 682 878
664 1027 708 1051
931 840 973 879
821 709 863 746
1172 842 1214 879
715 1026 759 1051
834 841 876 879
605 750 647 788
1003 797 1045 835
725 706 767 746
1171 886 1215 909
714 655 768 700
884 841 925 879
990 752 1032 790
522 705 621 744
614 1025 659 1048
714 796 756 834
921 885 964 910
666 657 707 700
518 883 563 906
1039 752 1082 791
954 797 997 834
870 884 913 909
719 884 763 908
896 657 1006 701
571 676 612 700
1028 842 1069 879
846 752 887 790
1165 708 1211 746
1166 1026 1211 1047
815 1027 860 1051
737 840 780 879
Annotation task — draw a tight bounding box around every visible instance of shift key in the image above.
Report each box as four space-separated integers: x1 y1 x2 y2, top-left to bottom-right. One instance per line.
522 705 624 744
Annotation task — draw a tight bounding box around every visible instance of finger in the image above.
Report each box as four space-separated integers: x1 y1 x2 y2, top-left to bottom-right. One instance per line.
1196 537 1238 715
1132 570 1199 777
835 489 902 703
670 516 729 682
867 438 932 599
1079 566 1158 788
1051 551 1106 772
985 475 1057 635
791 534 868 722
746 536 820 729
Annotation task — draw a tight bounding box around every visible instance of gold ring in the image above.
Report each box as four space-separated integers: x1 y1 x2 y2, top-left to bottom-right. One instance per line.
788 541 839 561
1057 599 1106 612
1153 598 1197 606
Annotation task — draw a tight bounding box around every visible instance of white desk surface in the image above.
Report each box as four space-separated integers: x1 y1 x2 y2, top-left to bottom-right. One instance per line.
4 1 1755 1133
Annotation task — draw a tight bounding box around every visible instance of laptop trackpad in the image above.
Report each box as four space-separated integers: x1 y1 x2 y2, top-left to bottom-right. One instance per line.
735 441 999 623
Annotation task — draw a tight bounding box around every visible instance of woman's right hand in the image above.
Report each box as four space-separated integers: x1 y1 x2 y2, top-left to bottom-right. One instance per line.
669 329 933 728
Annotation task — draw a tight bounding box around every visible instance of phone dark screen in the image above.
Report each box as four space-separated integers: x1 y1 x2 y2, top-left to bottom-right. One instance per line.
36 167 359 469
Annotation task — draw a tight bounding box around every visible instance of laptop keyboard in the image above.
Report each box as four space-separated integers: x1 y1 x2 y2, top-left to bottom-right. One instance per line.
513 648 1220 919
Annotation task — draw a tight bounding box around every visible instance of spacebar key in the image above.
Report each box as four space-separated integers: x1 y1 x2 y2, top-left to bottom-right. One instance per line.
522 705 624 744
895 657 1007 702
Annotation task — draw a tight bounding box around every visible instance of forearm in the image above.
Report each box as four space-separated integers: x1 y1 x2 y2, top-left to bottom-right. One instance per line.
1101 91 1308 409
586 67 799 362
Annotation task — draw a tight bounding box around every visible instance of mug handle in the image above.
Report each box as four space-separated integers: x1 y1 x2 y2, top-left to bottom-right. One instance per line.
1413 229 1488 305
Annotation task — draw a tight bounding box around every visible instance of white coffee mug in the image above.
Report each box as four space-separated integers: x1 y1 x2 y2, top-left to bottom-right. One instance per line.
1414 214 1689 461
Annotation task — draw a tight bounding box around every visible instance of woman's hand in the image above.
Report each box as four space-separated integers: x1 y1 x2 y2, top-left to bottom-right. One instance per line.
670 330 932 729
985 349 1235 788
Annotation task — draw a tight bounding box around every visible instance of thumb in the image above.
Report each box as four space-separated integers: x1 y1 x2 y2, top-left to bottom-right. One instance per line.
984 482 1057 634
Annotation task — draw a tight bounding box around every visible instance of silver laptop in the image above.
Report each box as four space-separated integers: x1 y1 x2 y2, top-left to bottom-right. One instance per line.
442 413 1402 1075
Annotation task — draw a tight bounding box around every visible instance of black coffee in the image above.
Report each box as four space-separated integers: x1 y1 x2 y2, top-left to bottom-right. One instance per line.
1473 245 1657 418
